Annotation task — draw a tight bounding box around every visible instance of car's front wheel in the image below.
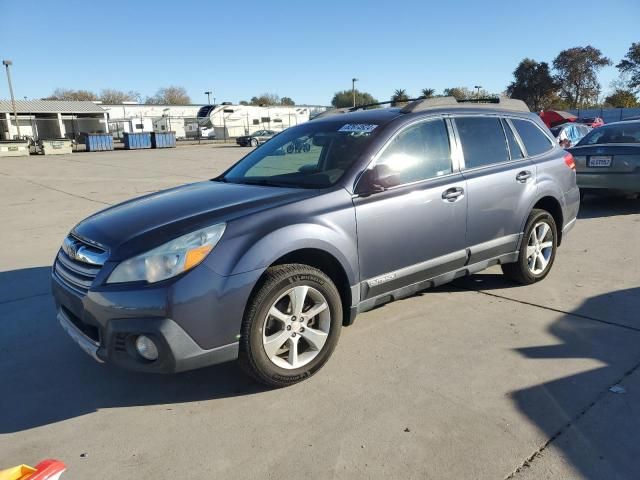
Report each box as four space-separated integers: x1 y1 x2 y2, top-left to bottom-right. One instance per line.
251 138 258 147
239 264 342 387
501 208 558 285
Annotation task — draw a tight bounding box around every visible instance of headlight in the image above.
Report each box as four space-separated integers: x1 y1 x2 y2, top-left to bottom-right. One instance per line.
107 223 226 284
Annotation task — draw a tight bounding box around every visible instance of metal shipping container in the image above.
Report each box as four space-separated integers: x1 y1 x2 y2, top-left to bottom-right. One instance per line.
85 134 114 152
151 132 176 149
123 132 151 150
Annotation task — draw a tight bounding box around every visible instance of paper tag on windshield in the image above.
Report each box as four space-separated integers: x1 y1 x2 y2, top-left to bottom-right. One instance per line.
338 123 378 133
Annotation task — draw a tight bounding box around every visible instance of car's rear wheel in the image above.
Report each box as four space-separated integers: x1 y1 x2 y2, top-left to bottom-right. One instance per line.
501 209 558 285
239 264 342 387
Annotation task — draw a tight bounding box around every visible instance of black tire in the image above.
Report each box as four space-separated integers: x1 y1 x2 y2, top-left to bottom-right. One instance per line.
238 264 343 387
501 209 558 285
251 138 258 147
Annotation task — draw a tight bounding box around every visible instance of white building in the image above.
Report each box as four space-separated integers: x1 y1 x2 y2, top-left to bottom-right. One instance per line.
0 100 108 141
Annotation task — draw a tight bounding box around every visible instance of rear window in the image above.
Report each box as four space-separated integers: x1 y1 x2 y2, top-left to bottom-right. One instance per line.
512 119 554 156
455 117 509 169
577 123 640 145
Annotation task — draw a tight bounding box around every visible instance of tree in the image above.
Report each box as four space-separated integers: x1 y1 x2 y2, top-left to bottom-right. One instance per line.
506 58 558 111
280 96 295 106
553 46 611 108
420 88 436 99
145 86 191 105
249 93 280 106
330 89 377 108
616 42 640 92
99 89 140 104
442 87 470 100
391 88 409 106
604 89 639 108
239 100 249 106
43 88 98 101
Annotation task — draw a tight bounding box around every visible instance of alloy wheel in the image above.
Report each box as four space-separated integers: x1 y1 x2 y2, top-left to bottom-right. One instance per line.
526 221 554 275
261 286 331 370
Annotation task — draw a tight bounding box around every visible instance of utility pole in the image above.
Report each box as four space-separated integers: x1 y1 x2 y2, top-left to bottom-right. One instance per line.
204 91 212 105
352 78 358 107
3 60 21 138
474 85 482 99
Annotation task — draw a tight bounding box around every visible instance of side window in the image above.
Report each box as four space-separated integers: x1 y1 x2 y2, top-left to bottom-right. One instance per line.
502 119 524 160
455 116 509 168
512 118 554 156
375 118 452 185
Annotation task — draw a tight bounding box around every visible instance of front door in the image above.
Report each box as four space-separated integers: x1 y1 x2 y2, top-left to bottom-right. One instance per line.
354 117 468 300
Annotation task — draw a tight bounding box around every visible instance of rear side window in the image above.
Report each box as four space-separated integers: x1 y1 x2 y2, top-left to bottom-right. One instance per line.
376 118 452 185
502 119 524 160
455 117 509 169
512 119 553 156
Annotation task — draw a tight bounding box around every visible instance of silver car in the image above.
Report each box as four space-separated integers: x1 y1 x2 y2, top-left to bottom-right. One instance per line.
52 97 579 386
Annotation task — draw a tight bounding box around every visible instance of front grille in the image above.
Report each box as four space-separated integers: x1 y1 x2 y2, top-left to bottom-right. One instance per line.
53 234 107 294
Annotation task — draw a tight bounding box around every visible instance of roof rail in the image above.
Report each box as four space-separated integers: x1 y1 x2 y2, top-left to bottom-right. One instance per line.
401 96 530 113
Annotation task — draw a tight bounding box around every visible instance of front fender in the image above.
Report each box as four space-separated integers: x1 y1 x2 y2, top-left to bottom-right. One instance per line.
203 189 359 285
230 223 359 284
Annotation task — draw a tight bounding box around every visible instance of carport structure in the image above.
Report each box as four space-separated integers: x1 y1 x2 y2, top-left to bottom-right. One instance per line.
0 100 108 142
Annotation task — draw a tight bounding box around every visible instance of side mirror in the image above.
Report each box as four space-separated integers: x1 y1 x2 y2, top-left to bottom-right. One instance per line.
355 164 400 195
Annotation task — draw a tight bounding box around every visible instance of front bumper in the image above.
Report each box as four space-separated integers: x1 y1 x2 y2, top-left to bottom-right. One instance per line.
52 261 263 373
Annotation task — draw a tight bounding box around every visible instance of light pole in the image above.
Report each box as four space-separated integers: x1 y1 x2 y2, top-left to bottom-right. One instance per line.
204 91 212 105
352 78 358 107
2 59 20 138
474 85 482 99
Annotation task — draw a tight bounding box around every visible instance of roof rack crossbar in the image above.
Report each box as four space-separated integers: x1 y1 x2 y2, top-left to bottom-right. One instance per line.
401 96 529 113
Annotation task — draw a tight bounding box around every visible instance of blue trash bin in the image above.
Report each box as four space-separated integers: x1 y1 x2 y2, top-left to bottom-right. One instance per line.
151 132 176 148
85 134 114 152
123 132 151 150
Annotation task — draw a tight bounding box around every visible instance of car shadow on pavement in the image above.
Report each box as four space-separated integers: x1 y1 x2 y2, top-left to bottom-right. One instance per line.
509 287 640 479
578 194 639 219
0 267 268 434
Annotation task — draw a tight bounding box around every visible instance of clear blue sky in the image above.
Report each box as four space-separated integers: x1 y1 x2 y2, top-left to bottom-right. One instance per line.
1 0 638 105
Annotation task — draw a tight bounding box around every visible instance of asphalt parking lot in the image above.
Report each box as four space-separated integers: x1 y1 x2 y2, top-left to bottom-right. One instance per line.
1 145 639 479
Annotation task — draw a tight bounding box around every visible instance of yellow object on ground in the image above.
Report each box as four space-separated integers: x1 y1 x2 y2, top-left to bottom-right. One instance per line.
0 464 37 480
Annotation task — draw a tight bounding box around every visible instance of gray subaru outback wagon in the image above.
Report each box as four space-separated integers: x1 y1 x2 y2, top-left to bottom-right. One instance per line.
52 97 580 386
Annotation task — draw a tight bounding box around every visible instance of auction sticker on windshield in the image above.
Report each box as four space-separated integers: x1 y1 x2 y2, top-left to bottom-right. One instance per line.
338 123 378 133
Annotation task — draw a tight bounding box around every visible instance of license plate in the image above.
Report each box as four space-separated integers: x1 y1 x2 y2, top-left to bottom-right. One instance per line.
8 146 18 151
588 156 612 167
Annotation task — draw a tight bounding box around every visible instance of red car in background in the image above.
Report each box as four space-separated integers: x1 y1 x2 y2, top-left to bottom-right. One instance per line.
576 116 605 128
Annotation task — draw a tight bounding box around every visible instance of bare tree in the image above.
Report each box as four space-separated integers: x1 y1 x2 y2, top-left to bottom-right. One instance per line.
99 89 140 104
145 86 191 105
43 88 98 101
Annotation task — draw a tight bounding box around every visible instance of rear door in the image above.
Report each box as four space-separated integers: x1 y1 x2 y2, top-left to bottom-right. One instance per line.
453 115 536 263
354 117 468 300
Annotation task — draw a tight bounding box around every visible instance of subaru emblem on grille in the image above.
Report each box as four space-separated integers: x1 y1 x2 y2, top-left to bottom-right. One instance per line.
62 236 79 260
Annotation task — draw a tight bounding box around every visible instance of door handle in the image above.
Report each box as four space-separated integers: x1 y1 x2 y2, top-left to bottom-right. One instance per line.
516 170 532 183
442 187 464 202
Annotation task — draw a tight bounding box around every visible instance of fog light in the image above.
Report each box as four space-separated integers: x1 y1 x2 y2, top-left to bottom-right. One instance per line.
135 335 158 361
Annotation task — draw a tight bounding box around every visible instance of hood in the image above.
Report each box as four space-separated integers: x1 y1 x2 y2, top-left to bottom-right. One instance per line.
73 181 315 260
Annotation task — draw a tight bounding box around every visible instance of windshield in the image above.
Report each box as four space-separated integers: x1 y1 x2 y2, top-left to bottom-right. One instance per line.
577 122 640 146
222 121 381 188
550 126 562 137
251 130 265 136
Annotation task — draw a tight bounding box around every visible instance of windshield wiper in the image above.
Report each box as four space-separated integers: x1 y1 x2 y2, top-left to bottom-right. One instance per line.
230 178 293 188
